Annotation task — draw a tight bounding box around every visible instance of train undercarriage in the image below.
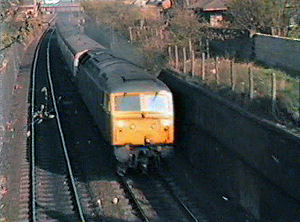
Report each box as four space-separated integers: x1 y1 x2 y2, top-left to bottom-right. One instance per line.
114 145 174 175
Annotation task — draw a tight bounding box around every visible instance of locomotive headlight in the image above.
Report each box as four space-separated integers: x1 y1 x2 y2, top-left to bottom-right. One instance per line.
116 120 127 128
161 120 172 126
129 124 136 130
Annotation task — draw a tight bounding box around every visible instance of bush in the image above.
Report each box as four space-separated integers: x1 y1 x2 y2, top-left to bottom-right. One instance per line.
82 0 143 35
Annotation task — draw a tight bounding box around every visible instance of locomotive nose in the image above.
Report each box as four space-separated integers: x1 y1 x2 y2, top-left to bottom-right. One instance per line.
114 117 173 146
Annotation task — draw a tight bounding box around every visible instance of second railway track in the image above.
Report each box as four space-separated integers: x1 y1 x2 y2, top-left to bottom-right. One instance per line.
29 27 207 222
24 21 254 222
30 28 96 221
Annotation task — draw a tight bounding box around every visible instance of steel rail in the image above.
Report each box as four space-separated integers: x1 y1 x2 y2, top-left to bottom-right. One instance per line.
46 29 86 222
31 16 56 221
119 176 150 222
31 25 42 222
157 173 199 222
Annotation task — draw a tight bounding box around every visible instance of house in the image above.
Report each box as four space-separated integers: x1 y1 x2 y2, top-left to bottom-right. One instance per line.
187 0 227 27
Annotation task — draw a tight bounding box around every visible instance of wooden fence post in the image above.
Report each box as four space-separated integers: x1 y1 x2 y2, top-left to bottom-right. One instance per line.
168 46 172 65
271 72 276 114
175 45 179 70
199 39 202 51
230 60 235 91
206 39 210 59
191 50 195 77
189 39 192 58
215 56 219 85
136 28 141 40
201 52 205 81
160 28 164 40
143 26 148 40
248 65 254 100
183 47 187 73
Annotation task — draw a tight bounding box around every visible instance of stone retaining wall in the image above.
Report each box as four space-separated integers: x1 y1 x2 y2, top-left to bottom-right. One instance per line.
159 69 300 220
254 33 300 73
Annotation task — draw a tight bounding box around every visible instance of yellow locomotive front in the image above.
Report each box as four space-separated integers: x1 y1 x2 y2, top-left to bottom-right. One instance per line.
111 90 174 172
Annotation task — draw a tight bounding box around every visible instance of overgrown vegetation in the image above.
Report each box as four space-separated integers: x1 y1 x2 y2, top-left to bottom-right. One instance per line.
81 0 299 129
173 57 299 127
82 0 143 32
1 18 41 52
0 0 20 23
1 10 42 52
167 8 204 45
226 0 300 38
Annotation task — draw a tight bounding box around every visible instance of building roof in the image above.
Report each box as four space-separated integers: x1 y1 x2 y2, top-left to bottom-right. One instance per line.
188 0 227 11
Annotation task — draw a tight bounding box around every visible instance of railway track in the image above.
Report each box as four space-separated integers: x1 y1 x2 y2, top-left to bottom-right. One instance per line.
119 170 209 222
29 28 95 221
21 20 253 222
29 28 210 222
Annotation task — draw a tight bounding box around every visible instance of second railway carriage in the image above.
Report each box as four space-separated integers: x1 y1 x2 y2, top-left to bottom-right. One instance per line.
56 18 174 173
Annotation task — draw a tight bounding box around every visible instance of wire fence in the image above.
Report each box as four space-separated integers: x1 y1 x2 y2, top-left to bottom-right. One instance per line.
128 25 300 126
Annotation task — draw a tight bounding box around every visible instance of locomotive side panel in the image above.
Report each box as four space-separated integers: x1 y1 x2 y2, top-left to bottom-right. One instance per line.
77 61 112 142
56 28 75 73
56 19 175 173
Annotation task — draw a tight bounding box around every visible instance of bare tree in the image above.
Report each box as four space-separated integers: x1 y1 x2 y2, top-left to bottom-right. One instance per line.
226 0 299 36
168 8 205 46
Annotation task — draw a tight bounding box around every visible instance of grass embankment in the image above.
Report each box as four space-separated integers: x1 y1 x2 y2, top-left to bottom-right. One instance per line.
176 58 299 128
81 0 299 130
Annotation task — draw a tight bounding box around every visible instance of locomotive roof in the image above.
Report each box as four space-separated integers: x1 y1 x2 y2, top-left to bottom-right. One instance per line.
87 50 170 94
56 17 171 95
67 35 105 54
56 18 105 54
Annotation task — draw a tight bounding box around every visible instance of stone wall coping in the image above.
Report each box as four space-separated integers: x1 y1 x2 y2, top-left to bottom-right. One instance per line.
254 33 300 42
162 68 300 143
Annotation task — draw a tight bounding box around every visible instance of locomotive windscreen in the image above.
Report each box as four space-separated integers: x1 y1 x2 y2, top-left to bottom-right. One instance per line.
114 93 170 113
115 95 140 111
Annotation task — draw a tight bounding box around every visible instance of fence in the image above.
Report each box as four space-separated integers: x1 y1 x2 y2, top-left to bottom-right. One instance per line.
128 25 299 124
167 45 299 120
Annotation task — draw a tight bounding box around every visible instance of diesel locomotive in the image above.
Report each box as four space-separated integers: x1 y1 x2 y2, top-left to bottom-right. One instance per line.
56 18 174 174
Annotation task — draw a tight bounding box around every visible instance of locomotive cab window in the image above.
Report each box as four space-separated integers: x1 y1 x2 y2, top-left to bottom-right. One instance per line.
114 93 171 113
142 94 169 113
114 95 140 111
